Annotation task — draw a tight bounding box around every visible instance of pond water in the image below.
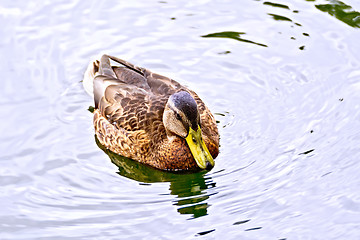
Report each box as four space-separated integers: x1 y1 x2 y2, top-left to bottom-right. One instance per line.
1 0 360 239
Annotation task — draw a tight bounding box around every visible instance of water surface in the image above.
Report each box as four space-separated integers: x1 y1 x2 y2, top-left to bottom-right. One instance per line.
1 0 360 239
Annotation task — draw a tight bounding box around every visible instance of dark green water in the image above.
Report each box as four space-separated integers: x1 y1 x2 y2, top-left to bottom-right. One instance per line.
1 0 360 239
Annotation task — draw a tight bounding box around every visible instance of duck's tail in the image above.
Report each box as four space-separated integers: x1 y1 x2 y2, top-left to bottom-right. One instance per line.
83 57 100 97
83 54 123 97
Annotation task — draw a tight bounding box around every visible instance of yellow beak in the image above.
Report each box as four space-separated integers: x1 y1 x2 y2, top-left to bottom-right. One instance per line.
185 125 214 170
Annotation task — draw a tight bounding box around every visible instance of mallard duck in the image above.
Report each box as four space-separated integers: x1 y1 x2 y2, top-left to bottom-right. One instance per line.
83 54 219 171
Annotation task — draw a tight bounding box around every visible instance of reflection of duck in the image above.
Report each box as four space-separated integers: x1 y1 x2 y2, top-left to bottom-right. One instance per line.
96 136 215 218
170 172 216 218
84 55 219 171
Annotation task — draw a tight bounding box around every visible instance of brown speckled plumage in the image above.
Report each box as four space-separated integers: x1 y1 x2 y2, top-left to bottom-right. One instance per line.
87 55 219 171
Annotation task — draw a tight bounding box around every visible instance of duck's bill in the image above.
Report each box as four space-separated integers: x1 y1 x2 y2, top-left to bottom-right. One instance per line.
185 126 215 170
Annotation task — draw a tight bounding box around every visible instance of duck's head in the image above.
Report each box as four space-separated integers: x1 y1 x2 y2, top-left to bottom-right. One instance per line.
163 91 214 170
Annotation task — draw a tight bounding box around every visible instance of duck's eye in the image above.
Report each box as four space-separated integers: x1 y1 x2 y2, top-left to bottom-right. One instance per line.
175 112 182 121
192 136 197 143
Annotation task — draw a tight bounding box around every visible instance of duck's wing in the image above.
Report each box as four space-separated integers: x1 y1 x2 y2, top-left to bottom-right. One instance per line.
94 55 168 137
94 55 148 109
107 55 184 96
97 82 169 144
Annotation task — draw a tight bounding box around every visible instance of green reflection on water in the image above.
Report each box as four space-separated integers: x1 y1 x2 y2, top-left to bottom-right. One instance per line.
268 13 293 22
315 0 360 28
263 1 290 9
201 31 268 47
95 136 216 218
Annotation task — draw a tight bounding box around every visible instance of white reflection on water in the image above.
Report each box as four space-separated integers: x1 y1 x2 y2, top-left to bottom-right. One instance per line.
1 0 360 239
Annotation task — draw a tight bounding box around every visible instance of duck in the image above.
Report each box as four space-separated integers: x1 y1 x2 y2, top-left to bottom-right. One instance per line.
83 54 219 171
